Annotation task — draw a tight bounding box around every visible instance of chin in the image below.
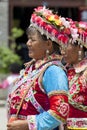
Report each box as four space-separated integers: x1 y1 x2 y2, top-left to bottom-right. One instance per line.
66 60 71 64
29 54 37 60
29 53 33 59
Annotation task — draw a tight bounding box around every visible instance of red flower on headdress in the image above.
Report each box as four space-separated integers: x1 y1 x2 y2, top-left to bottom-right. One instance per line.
83 31 87 42
45 24 53 33
63 28 71 35
40 20 47 29
35 16 42 25
52 28 59 37
57 34 69 44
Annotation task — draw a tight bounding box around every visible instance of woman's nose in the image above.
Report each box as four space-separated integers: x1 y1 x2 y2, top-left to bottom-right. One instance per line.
61 49 66 55
26 39 32 46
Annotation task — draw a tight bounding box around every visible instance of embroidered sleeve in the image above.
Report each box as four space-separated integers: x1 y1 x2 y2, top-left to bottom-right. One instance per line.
48 91 69 123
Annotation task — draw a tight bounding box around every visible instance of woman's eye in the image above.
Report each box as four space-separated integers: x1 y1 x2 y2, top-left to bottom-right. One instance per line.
28 39 34 42
31 39 36 42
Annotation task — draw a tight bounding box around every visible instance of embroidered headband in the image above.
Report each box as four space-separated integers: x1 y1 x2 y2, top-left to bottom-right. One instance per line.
30 6 87 48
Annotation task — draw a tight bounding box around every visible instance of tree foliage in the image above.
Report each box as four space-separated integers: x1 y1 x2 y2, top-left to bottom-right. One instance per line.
0 46 22 73
0 27 24 73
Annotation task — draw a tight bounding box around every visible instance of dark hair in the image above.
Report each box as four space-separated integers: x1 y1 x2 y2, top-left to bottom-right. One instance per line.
27 26 61 54
74 41 87 51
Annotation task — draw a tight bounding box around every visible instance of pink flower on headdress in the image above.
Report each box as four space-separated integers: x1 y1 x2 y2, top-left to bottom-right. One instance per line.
66 17 73 22
34 6 44 12
35 6 52 16
31 14 37 22
43 9 52 17
35 16 42 25
70 21 78 28
79 21 87 29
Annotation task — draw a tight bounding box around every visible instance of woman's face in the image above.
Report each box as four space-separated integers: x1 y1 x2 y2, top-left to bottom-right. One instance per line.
61 43 79 65
26 28 51 60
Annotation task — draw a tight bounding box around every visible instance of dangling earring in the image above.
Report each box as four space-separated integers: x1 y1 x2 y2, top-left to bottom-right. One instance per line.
46 49 49 57
78 50 82 61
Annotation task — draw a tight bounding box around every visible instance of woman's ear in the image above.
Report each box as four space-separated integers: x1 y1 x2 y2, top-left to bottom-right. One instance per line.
47 40 53 49
46 40 54 54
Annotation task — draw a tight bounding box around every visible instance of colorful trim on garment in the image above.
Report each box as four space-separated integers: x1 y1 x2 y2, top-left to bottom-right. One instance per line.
67 118 87 129
38 61 66 93
27 115 37 130
48 90 69 123
28 87 44 113
12 54 63 93
48 110 65 122
48 90 68 97
68 128 87 130
9 114 27 120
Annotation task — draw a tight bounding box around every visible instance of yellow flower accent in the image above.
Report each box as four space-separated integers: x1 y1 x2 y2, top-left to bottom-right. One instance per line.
46 14 62 26
48 15 55 21
55 19 62 26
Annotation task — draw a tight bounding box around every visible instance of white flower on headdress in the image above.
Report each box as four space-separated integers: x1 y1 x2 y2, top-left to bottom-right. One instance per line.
60 17 70 28
70 28 79 42
42 6 52 16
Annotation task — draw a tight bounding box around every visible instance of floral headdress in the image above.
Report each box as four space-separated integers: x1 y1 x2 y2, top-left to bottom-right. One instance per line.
68 19 87 48
30 6 87 48
77 21 87 48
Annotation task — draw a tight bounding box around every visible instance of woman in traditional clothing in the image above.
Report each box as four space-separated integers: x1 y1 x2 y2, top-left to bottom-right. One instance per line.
7 6 69 130
61 20 87 130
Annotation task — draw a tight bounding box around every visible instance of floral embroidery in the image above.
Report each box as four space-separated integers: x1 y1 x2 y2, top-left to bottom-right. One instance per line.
67 118 87 128
27 115 37 130
48 90 69 122
68 58 87 112
22 102 28 110
59 102 69 117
